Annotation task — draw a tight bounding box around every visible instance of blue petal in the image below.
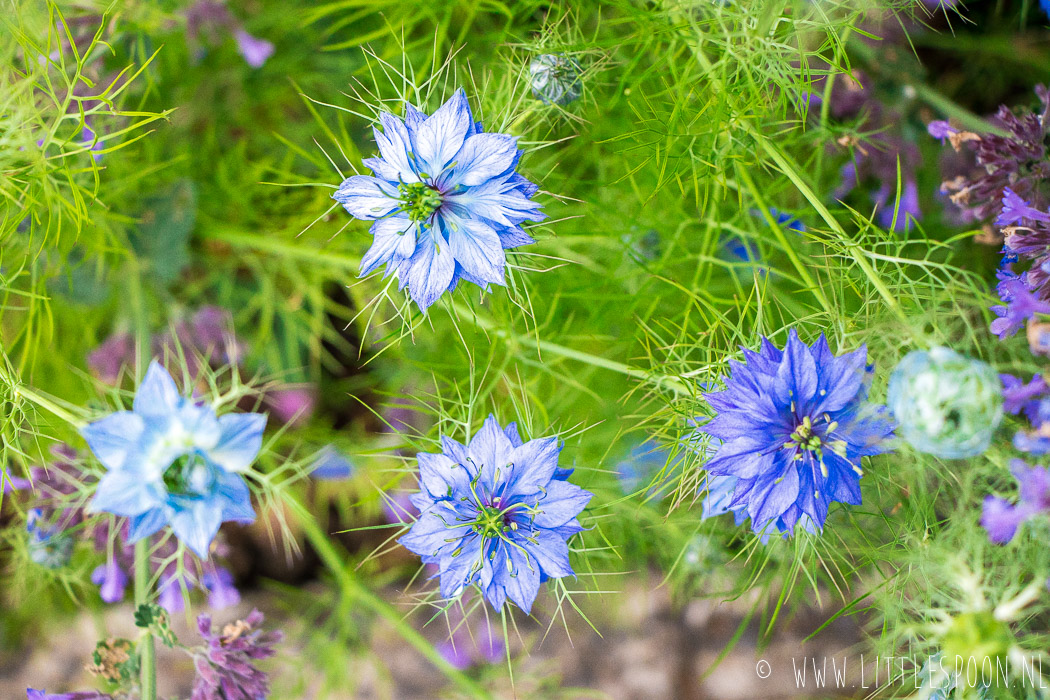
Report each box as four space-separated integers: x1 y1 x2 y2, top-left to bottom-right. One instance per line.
774 329 818 404
418 451 470 501
373 111 420 183
332 175 399 220
133 361 182 418
361 216 418 276
448 216 505 286
450 133 519 187
210 412 266 473
468 414 516 492
747 465 800 531
413 89 473 177
533 480 592 528
502 436 561 498
90 471 161 517
80 411 145 471
701 474 739 519
128 507 170 542
215 470 255 523
170 501 224 558
524 530 575 579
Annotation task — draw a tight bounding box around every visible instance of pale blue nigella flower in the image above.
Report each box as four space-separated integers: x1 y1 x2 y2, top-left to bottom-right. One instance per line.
398 415 591 613
81 361 266 558
697 331 894 536
333 89 545 311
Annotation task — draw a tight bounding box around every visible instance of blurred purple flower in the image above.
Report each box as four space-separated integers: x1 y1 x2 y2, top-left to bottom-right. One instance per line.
233 30 274 68
1001 374 1048 416
265 386 316 427
87 331 134 384
982 459 1050 543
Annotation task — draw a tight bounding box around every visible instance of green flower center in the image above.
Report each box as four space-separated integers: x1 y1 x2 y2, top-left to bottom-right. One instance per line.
398 181 443 222
472 500 518 539
163 452 214 498
788 415 826 452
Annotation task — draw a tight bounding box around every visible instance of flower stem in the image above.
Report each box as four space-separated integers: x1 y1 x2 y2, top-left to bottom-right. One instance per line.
286 496 492 699
134 539 157 700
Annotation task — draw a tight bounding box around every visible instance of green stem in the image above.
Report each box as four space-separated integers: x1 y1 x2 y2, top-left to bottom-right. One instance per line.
286 496 492 699
134 539 157 700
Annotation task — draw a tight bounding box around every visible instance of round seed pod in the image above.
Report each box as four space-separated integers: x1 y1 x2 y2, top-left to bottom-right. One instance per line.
887 347 1003 459
529 53 583 106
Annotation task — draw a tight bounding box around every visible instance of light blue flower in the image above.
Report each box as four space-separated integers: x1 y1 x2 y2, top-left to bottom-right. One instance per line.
398 415 591 613
333 89 545 312
82 361 265 558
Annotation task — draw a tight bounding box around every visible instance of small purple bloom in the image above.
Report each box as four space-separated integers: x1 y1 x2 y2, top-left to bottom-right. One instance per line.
997 188 1050 227
202 566 240 609
265 386 316 427
927 120 956 143
990 270 1050 339
87 331 135 384
233 30 274 68
981 460 1050 543
1001 374 1048 415
90 559 129 603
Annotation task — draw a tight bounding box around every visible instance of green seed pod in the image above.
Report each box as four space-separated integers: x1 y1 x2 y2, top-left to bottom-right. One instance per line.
887 347 1003 459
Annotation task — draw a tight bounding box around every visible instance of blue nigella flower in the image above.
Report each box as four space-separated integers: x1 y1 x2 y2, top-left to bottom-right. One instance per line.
697 331 894 536
398 415 591 613
81 361 266 558
333 89 545 312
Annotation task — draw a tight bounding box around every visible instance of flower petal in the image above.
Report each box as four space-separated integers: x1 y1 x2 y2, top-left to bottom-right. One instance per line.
413 90 473 177
448 216 505 286
333 175 399 220
450 133 519 187
80 411 145 472
210 413 266 473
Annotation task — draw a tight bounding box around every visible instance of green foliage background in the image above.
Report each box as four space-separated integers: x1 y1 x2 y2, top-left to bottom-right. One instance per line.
4 0 1050 697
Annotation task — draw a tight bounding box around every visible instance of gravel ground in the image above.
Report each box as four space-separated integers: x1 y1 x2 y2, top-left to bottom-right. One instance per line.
0 571 864 699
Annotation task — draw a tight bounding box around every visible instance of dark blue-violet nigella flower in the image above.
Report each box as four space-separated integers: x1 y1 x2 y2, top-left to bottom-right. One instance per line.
698 331 894 536
981 459 1050 543
192 609 281 700
398 415 591 613
333 89 545 312
82 361 265 557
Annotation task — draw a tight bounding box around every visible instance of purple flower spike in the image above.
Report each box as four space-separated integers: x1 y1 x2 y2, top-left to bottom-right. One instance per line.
192 609 282 700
